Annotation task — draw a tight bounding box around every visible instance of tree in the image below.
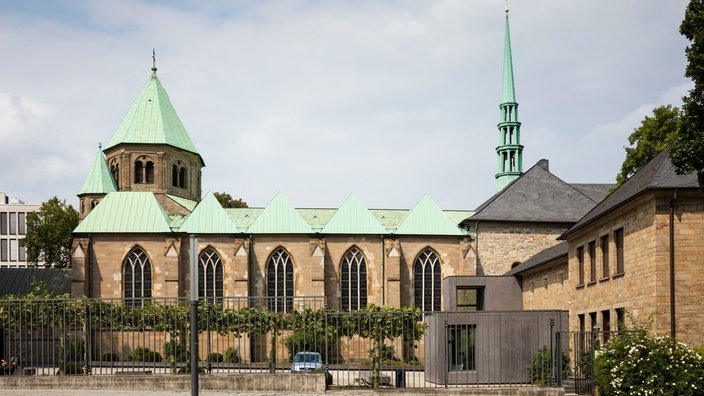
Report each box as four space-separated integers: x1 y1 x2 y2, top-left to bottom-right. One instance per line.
616 105 681 188
20 196 79 268
214 192 248 208
671 0 704 189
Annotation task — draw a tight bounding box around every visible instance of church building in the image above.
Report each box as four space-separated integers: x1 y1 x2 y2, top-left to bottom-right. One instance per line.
70 10 609 322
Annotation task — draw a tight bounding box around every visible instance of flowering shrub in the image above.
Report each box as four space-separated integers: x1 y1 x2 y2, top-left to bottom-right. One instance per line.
594 324 704 395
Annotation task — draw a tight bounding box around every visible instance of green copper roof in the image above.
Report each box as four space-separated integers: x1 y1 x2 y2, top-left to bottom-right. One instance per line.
166 194 198 211
178 192 239 234
246 192 312 234
395 195 465 236
78 148 118 196
502 11 516 104
297 209 336 231
103 68 201 158
226 208 264 232
74 192 171 233
322 195 386 234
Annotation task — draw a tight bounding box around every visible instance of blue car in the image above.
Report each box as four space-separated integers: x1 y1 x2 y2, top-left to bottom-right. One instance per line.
291 352 323 373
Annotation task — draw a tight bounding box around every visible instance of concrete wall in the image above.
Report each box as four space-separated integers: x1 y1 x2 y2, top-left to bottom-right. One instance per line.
443 276 523 311
424 311 568 385
0 373 326 393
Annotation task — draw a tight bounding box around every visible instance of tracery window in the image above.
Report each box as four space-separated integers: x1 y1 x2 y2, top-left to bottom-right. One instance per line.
267 247 293 312
413 248 441 312
340 247 367 311
124 247 152 307
199 247 223 305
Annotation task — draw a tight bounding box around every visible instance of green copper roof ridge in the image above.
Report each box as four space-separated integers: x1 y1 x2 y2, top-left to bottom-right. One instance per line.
395 194 464 236
178 192 239 234
103 70 200 157
78 148 118 195
321 194 386 234
502 12 516 104
247 192 312 234
73 192 172 233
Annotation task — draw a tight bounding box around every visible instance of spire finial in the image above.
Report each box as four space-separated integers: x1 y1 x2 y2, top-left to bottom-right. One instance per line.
505 0 509 13
151 49 157 73
98 142 102 150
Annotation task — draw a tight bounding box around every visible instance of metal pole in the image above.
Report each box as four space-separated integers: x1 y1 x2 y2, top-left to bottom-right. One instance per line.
189 235 199 396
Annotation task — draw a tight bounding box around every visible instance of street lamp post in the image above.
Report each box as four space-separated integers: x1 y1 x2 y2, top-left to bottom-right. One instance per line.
190 235 199 396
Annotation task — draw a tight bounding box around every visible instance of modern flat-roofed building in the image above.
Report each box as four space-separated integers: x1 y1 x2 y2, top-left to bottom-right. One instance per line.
0 192 44 268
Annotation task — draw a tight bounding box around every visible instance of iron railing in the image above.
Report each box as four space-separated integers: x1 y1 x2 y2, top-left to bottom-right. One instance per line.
0 297 569 390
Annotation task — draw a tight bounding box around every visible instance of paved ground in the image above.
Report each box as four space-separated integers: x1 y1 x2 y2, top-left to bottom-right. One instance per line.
13 392 330 396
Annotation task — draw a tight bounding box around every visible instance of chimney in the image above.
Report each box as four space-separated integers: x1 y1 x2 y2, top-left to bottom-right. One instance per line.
537 159 549 172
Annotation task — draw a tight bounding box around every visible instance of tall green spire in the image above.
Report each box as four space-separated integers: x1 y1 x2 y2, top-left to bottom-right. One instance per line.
103 67 201 158
495 8 524 191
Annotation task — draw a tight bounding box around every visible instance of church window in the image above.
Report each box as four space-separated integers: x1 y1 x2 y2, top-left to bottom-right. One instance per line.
413 248 441 312
172 165 178 187
145 161 154 184
340 247 367 311
267 247 293 312
179 167 187 188
198 247 223 305
110 161 120 186
91 200 97 209
134 161 144 183
124 247 152 307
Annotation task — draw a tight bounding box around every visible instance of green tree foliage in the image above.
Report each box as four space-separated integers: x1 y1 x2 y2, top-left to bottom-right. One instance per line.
214 192 248 208
616 105 681 188
671 0 704 189
20 197 79 268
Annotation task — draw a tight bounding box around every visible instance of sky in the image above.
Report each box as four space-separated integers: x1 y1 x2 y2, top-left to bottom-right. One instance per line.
0 0 693 211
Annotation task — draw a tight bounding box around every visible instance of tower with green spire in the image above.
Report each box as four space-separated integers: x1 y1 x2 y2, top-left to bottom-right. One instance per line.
101 64 204 201
495 7 523 191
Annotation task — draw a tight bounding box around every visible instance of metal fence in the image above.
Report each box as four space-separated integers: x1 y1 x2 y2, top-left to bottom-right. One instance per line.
0 297 568 390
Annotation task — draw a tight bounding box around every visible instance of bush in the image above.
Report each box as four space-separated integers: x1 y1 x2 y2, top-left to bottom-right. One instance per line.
594 328 704 395
528 346 571 385
68 338 85 361
224 347 240 363
208 352 224 363
164 339 187 362
129 347 162 362
176 363 205 373
101 352 120 362
57 362 83 375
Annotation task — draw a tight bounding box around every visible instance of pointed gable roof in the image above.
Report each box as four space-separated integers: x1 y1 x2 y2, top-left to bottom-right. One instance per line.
395 195 464 236
561 148 700 238
322 194 386 234
246 192 312 234
179 192 239 234
74 192 171 233
470 160 599 223
103 68 201 161
78 147 118 196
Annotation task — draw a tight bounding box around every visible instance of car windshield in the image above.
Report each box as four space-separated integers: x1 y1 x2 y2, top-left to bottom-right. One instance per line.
294 353 321 363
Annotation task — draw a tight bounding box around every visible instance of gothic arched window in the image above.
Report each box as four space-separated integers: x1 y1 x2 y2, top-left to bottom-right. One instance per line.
340 247 367 311
124 247 152 307
199 247 223 305
413 248 441 312
267 247 293 312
